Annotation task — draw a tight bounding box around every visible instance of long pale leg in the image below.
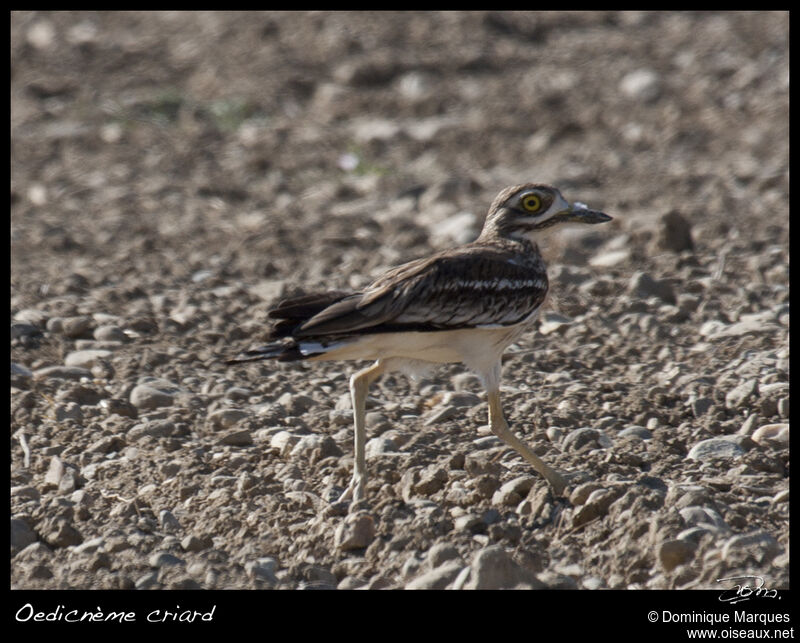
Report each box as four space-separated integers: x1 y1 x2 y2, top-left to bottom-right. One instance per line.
487 388 567 496
337 360 386 503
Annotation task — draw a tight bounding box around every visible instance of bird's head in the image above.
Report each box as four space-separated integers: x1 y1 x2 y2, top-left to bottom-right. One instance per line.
480 183 612 243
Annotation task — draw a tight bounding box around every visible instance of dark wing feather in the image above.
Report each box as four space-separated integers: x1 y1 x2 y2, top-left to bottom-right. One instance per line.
267 290 352 339
295 246 547 337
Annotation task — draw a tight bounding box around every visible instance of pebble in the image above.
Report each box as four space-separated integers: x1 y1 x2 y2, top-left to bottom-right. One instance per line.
491 475 536 506
620 68 661 102
93 325 127 342
128 419 176 440
34 366 92 381
659 210 694 252
65 350 114 371
159 510 181 533
538 312 573 335
217 428 254 446
365 436 398 457
245 557 278 583
618 426 652 440
334 512 375 551
750 423 788 447
406 560 464 589
562 427 613 452
427 542 462 569
413 466 448 495
658 539 696 572
721 531 781 565
628 271 676 304
130 384 176 409
679 506 728 531
691 397 714 417
208 408 249 431
47 316 92 338
725 379 758 409
181 534 212 552
423 405 460 426
11 518 37 553
572 488 620 528
55 402 83 422
687 436 746 461
460 545 542 590
149 552 185 568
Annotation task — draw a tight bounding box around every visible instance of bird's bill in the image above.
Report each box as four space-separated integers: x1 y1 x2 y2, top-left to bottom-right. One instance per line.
563 202 612 224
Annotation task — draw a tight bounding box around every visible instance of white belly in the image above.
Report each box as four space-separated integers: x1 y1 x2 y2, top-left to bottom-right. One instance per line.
308 307 541 375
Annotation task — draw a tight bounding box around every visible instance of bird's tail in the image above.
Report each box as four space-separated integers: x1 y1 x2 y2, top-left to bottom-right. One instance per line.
226 289 353 365
226 341 308 364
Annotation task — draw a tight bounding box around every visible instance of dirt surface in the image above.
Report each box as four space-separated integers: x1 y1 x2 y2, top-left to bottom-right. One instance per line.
11 11 788 590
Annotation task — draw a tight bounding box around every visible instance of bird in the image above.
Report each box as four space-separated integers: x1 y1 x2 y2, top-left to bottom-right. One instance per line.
227 184 612 504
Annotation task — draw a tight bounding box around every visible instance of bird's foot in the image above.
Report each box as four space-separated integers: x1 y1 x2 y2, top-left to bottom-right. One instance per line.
336 473 366 505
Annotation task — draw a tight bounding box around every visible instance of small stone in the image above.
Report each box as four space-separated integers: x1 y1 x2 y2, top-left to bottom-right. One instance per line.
276 391 315 415
130 384 175 409
658 539 696 572
427 542 461 569
492 475 536 506
414 466 448 495
538 312 573 335
207 408 250 430
47 316 92 338
149 552 185 568
43 456 66 490
181 534 212 552
687 436 746 461
270 431 300 456
424 405 460 426
128 419 175 440
64 349 113 369
34 366 92 381
620 68 661 102
159 510 181 533
54 402 83 422
562 427 613 452
334 512 375 551
628 271 676 304
11 486 41 502
725 379 758 409
365 436 398 457
691 397 714 418
463 545 542 590
245 557 278 583
11 518 37 553
659 210 694 252
406 560 464 589
217 428 254 447
569 482 603 506
135 572 159 589
45 521 82 548
100 398 138 419
26 20 56 49
454 514 482 533
572 488 618 528
618 426 652 440
750 423 788 447
721 531 781 566
679 506 728 531
93 325 127 342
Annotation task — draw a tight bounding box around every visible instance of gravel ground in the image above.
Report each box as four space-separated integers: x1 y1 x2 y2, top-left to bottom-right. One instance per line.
11 11 788 590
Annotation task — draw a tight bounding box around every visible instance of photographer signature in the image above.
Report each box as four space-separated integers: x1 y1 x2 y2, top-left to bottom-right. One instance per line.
716 575 780 604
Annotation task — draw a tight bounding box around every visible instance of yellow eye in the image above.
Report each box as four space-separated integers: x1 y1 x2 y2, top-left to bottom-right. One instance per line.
521 194 542 212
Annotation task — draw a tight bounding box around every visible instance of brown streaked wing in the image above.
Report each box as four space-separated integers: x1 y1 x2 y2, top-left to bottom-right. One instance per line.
296 247 547 336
